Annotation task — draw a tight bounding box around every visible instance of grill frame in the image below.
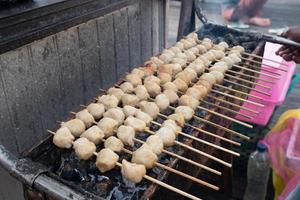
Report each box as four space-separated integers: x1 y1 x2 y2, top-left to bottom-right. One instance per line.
0 27 266 200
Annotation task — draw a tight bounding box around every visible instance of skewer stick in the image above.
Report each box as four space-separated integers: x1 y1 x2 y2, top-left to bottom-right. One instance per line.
72 107 224 174
183 123 241 146
241 56 288 72
192 116 250 140
121 148 219 190
226 69 276 84
47 130 202 200
200 99 253 119
242 62 282 76
225 74 272 90
207 95 259 115
151 121 240 156
197 105 253 128
242 52 289 69
211 89 266 106
115 162 203 200
222 79 271 96
214 84 264 101
230 63 280 79
133 138 222 175
145 129 232 168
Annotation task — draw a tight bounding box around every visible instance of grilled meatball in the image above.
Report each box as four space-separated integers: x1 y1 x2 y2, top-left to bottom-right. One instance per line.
62 119 86 137
162 119 181 133
103 107 125 125
183 68 197 82
96 148 119 173
175 106 195 121
163 82 178 92
178 95 199 110
75 109 95 128
73 138 96 160
125 74 142 87
98 95 119 110
53 127 75 149
196 79 213 90
218 41 229 49
188 62 205 75
144 82 161 97
121 159 146 183
86 103 105 120
171 63 183 75
107 87 124 101
139 101 160 118
198 55 211 67
135 110 153 126
81 125 104 145
131 68 146 79
175 52 188 61
192 85 209 97
185 50 197 62
132 143 158 169
121 93 140 107
209 71 224 84
199 73 217 85
155 93 170 111
97 117 118 137
168 113 185 127
231 45 245 53
156 127 176 147
173 78 188 92
124 116 147 132
211 49 225 59
150 56 164 66
144 75 161 85
175 42 185 51
119 82 134 93
134 85 150 101
190 46 200 55
171 57 187 67
186 87 204 100
146 135 164 155
221 57 234 69
203 51 216 61
104 136 124 152
228 53 242 63
162 49 176 57
158 73 172 84
159 53 173 63
163 89 179 104
196 44 207 54
123 105 137 117
117 125 135 146
169 46 182 54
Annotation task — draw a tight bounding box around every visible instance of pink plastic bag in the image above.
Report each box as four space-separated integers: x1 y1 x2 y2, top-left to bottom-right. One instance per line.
264 117 300 199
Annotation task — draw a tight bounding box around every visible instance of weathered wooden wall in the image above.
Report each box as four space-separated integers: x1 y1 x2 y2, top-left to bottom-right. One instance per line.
0 0 167 199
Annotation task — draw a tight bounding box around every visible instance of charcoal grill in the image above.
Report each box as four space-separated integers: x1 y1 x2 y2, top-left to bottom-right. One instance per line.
0 24 285 200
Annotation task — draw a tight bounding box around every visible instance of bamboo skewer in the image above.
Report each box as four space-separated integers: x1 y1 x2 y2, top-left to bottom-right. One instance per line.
241 56 288 72
222 79 271 96
192 116 250 140
226 69 276 84
242 52 289 69
121 148 219 190
242 62 282 76
145 129 232 167
133 138 222 175
207 95 259 115
230 63 280 79
200 99 253 119
151 121 240 156
214 84 264 101
225 74 272 90
209 89 265 107
197 105 253 128
47 130 203 200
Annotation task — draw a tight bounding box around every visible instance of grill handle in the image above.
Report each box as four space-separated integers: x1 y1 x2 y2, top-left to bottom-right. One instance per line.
0 145 86 200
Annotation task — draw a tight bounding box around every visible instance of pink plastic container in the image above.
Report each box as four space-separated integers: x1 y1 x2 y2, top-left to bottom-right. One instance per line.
236 42 296 126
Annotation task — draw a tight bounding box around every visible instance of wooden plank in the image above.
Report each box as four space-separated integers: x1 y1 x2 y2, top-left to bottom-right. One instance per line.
113 8 130 79
0 68 18 155
96 14 117 88
55 27 84 114
140 0 152 61
152 0 160 54
0 47 44 153
78 20 102 103
29 36 63 133
127 3 142 68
